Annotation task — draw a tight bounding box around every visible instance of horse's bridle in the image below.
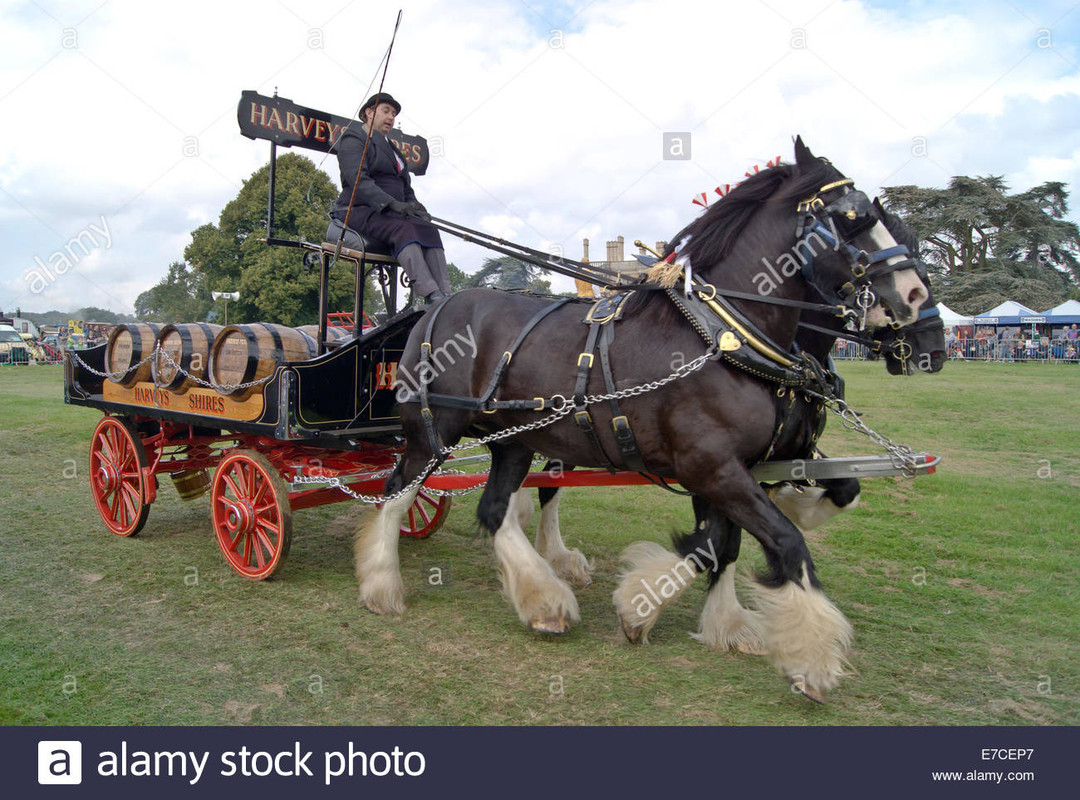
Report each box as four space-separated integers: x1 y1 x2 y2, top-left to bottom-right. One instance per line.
872 303 943 363
793 178 922 328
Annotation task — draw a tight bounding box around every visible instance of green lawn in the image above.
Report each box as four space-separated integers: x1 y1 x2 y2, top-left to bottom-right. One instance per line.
0 361 1077 725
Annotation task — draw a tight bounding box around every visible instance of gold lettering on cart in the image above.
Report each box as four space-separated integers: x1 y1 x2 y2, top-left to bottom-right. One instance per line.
374 361 398 391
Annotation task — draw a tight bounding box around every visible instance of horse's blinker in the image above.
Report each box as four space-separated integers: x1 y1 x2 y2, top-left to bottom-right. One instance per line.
796 183 919 328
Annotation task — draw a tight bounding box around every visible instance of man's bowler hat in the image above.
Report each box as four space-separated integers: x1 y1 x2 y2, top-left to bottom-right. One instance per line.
360 93 401 116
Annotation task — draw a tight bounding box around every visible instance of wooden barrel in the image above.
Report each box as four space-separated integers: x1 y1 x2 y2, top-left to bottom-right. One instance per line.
152 323 222 391
208 323 320 399
105 323 162 385
170 469 210 500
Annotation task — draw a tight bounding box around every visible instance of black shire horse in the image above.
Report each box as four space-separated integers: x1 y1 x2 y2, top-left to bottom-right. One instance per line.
356 138 929 702
521 207 945 697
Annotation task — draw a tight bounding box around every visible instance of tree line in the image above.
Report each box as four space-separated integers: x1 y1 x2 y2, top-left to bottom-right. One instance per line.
881 177 1079 314
134 154 1079 323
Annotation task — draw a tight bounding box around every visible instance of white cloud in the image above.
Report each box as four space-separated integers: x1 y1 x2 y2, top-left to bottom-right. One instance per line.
0 0 1077 313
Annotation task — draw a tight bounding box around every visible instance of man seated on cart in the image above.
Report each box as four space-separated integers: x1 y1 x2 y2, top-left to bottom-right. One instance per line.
331 92 452 307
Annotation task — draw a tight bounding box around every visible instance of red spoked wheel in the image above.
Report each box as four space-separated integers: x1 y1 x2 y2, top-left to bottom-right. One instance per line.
89 416 151 537
211 450 292 580
399 488 451 538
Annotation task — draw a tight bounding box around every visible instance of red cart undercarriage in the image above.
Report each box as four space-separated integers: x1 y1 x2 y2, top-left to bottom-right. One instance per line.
88 412 937 582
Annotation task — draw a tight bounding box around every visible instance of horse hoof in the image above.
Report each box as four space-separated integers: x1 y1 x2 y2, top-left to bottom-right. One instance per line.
792 681 828 705
365 599 404 616
736 641 768 657
619 617 648 645
530 617 570 635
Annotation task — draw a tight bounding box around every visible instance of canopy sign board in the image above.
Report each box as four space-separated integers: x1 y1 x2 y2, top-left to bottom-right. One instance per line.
237 90 429 175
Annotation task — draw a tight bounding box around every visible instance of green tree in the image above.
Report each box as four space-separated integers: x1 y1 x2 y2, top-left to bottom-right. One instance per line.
184 153 381 325
73 306 128 324
134 261 213 322
466 256 552 294
446 262 471 292
881 177 1080 315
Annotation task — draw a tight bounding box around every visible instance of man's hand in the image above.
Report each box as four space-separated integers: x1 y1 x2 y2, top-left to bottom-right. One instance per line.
386 200 430 222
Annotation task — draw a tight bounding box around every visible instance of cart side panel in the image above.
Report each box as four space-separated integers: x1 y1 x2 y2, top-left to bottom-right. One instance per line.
64 342 107 404
292 308 422 430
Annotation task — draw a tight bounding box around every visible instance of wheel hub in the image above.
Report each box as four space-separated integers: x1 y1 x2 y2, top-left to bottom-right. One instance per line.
224 500 255 535
96 463 119 494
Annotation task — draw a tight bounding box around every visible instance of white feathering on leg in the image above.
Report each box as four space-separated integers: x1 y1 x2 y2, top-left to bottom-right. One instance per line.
767 483 859 531
509 488 535 531
535 490 593 586
613 541 701 644
691 565 766 653
741 563 854 695
354 489 415 615
494 504 579 633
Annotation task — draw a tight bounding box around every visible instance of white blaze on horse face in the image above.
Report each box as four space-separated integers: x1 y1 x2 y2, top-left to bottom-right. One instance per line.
864 221 928 328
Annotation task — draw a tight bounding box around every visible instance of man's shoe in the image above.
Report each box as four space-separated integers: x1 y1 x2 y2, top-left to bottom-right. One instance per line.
422 290 450 307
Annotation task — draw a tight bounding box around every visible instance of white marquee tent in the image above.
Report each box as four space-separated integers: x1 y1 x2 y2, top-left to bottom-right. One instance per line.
936 303 974 327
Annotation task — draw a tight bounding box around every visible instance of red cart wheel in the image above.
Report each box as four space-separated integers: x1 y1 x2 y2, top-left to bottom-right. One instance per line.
89 416 151 537
399 488 451 538
211 450 292 580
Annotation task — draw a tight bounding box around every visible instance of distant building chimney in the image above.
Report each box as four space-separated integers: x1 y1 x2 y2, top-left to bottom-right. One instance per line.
582 237 590 263
605 236 626 263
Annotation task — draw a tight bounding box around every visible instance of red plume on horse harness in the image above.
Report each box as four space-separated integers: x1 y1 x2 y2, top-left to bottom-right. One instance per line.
651 158 782 294
691 157 783 209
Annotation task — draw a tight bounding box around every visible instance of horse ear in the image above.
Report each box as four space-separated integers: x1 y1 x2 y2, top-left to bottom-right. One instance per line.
873 197 885 214
793 136 816 167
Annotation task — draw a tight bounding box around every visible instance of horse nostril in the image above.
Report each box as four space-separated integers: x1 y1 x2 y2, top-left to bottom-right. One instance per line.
909 286 928 308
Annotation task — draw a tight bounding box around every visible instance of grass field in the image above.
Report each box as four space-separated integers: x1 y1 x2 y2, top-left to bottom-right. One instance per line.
0 361 1077 726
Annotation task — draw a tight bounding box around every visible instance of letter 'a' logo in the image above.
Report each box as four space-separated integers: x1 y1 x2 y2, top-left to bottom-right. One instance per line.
38 741 82 784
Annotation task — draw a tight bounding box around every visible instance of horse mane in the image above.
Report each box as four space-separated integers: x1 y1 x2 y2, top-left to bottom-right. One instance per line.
627 154 844 320
669 157 844 268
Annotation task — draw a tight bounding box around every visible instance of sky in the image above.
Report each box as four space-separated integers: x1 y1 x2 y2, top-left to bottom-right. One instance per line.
1 0 1078 315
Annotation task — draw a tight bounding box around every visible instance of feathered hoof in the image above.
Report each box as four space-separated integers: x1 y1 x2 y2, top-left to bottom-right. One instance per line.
743 567 854 700
619 614 650 645
736 641 769 657
791 678 828 705
766 483 857 531
529 615 572 635
690 598 767 655
613 541 694 646
362 596 405 616
548 549 593 587
359 574 406 616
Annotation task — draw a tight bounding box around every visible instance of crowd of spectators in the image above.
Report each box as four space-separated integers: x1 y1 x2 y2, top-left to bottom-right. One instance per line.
946 324 1079 362
833 324 1080 363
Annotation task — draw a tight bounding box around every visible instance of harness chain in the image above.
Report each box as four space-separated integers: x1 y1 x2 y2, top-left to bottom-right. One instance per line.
286 348 721 505
69 346 276 394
